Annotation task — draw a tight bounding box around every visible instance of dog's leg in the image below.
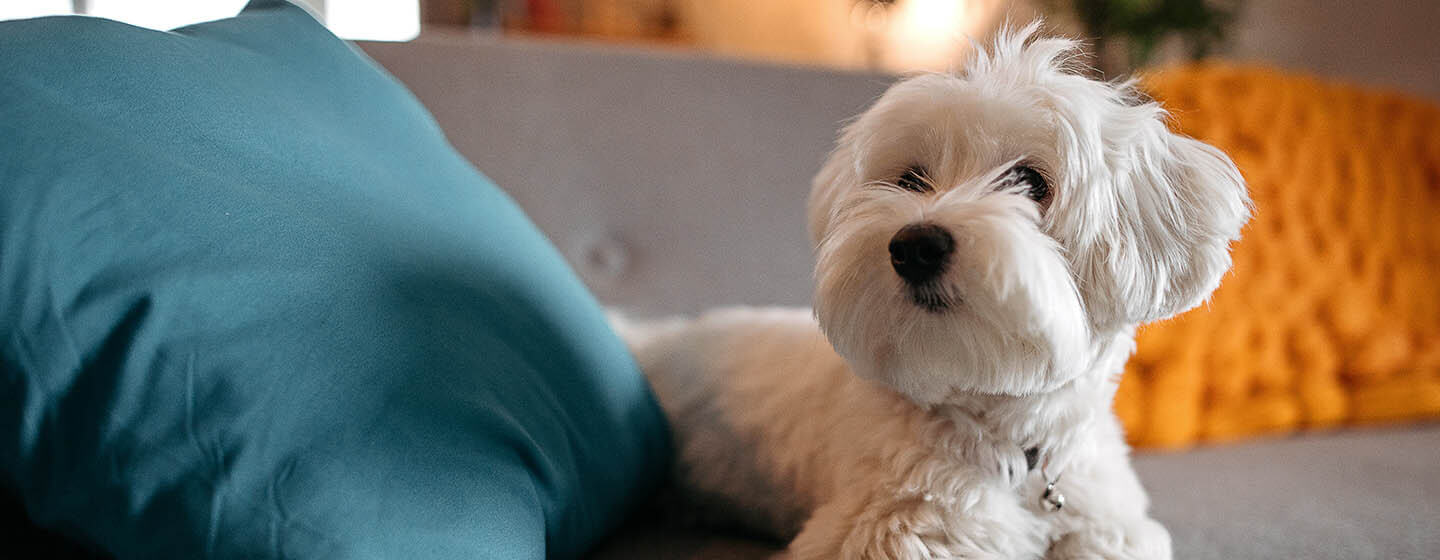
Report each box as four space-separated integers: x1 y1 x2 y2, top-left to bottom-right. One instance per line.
782 469 1047 560
1043 416 1172 560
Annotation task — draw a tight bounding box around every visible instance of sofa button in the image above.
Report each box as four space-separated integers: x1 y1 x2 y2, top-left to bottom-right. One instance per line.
574 231 629 288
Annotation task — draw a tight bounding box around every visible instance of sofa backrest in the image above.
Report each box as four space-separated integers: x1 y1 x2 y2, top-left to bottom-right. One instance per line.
362 34 891 316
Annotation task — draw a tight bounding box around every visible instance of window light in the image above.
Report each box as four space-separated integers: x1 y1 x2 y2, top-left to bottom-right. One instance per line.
1 0 419 42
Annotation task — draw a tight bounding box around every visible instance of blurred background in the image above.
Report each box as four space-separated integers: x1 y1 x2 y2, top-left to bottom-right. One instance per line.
3 0 1437 100
447 0 1440 100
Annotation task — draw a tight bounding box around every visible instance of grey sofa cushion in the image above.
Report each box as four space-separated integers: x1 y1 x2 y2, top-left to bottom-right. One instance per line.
585 425 1440 559
1140 425 1440 559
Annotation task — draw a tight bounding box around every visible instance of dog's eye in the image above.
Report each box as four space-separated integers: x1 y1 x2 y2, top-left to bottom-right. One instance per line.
895 166 931 193
1006 164 1050 203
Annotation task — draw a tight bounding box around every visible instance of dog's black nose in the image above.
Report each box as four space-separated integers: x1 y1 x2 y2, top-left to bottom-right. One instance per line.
889 223 953 284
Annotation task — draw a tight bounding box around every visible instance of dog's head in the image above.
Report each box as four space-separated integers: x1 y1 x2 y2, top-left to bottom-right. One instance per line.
809 25 1251 403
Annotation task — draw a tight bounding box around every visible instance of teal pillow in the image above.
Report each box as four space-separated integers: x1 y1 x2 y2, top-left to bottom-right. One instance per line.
0 2 670 558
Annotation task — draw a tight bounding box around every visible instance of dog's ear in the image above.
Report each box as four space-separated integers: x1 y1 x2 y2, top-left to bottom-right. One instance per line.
808 143 854 247
1093 127 1252 327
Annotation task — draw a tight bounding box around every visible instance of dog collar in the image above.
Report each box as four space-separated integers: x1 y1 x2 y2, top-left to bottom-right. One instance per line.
1040 472 1066 511
1024 446 1066 512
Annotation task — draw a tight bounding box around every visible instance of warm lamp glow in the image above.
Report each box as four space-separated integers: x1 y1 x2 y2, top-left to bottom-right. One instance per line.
882 0 1005 72
896 0 965 39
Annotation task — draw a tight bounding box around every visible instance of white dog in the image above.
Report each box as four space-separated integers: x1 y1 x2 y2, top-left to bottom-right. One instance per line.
618 24 1250 559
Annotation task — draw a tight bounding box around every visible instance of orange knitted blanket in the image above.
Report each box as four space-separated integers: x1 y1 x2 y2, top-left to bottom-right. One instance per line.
1115 64 1440 449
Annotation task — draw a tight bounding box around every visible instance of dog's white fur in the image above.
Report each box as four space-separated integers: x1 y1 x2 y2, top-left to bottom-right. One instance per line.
618 24 1250 559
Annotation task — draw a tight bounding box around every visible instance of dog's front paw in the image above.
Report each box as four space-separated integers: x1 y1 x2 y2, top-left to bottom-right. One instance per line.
840 513 1023 560
1047 518 1172 560
788 489 1047 560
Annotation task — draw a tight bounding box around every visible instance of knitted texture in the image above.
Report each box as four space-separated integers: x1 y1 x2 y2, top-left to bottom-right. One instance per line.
1115 64 1440 449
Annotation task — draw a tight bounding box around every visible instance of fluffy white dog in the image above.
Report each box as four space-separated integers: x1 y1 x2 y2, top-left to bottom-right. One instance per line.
618 24 1250 559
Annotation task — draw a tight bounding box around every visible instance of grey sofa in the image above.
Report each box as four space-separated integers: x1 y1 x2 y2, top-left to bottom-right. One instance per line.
360 34 1440 560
